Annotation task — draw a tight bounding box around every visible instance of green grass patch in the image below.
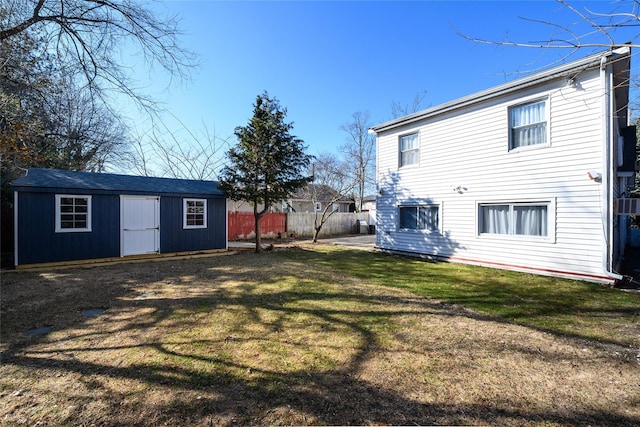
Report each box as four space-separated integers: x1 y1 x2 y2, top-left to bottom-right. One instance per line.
281 246 640 347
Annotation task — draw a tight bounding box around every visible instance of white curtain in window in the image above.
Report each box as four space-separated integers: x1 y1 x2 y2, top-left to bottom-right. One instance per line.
511 101 546 148
482 205 509 234
400 133 418 151
400 134 419 166
514 205 547 236
401 150 418 166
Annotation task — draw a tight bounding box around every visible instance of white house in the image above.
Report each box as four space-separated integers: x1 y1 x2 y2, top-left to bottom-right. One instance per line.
370 47 636 284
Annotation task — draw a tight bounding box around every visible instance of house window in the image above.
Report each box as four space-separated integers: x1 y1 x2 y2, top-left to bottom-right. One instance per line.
399 133 419 167
479 202 548 236
184 199 207 229
55 195 91 232
315 202 322 212
399 205 439 231
509 99 548 149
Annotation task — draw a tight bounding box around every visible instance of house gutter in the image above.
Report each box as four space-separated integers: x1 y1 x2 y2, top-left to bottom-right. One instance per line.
371 49 622 134
13 191 18 267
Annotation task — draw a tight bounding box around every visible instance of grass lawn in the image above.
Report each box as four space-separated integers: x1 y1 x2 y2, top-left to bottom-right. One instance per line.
1 244 639 426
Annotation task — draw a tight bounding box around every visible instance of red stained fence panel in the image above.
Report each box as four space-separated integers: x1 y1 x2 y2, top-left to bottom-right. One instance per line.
227 212 286 240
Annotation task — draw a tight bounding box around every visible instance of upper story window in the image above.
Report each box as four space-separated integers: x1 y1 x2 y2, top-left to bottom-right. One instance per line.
184 198 207 229
479 202 548 237
399 133 419 167
399 205 439 231
55 195 91 233
509 99 548 150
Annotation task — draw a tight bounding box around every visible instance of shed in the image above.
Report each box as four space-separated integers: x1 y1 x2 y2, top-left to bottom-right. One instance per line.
12 168 227 266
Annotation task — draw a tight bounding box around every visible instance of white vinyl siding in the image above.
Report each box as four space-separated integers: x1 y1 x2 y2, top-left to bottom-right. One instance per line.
184 199 207 229
55 195 91 233
376 67 607 280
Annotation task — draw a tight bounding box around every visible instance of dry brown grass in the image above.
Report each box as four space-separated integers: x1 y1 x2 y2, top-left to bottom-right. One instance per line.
1 247 639 426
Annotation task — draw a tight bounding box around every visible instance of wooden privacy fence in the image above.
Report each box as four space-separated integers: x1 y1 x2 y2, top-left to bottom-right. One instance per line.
286 212 369 238
227 211 370 240
228 212 286 240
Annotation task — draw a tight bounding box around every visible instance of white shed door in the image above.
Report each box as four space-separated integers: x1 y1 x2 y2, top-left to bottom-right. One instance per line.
121 196 160 256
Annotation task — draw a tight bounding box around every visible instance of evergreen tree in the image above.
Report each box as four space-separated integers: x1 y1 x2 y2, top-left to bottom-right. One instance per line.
220 92 313 253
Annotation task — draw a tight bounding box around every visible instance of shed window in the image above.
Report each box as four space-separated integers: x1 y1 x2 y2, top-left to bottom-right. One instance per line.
184 199 207 229
399 133 419 167
509 99 548 149
55 195 92 232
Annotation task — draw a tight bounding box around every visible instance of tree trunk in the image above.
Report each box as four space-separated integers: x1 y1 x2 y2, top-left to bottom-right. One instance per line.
254 204 262 253
312 211 322 243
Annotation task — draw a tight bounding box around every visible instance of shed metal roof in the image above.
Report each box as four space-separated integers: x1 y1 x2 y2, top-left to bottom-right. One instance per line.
12 168 223 197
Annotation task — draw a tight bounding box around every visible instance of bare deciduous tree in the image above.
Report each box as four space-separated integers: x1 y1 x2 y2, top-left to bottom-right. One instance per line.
1 33 130 202
131 113 230 181
1 0 197 202
454 0 640 66
1 0 197 110
391 90 429 119
303 152 357 243
340 111 376 212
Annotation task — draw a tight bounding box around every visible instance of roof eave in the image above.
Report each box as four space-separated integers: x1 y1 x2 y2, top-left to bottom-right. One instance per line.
370 48 629 134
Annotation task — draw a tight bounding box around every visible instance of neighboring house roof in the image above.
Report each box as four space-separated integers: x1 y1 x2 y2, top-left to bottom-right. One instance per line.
371 46 631 134
12 168 223 197
289 184 351 203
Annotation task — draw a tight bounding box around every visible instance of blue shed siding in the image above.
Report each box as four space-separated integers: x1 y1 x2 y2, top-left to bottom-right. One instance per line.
13 168 227 266
16 192 120 265
160 197 226 253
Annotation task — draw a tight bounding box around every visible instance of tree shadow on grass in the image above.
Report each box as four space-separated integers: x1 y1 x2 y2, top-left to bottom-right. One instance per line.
1 251 639 426
291 246 640 351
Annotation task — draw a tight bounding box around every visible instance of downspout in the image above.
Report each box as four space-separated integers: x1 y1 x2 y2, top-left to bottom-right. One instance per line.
225 197 229 250
371 127 379 247
600 53 623 281
13 191 18 267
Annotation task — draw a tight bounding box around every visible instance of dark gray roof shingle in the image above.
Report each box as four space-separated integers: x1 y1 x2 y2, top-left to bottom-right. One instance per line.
12 168 223 197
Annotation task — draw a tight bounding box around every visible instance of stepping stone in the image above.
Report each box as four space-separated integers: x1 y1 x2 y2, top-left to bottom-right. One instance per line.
24 326 52 338
81 309 106 317
135 292 156 300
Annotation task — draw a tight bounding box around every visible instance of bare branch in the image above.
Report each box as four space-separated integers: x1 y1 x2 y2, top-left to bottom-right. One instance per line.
1 0 198 112
454 0 640 53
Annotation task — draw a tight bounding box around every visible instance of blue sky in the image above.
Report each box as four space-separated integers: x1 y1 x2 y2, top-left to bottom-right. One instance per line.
120 1 639 176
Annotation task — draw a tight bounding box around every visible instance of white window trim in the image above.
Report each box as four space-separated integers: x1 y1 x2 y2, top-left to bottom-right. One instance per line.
508 96 551 152
476 198 556 243
397 203 441 233
55 194 92 233
183 198 207 229
399 132 420 168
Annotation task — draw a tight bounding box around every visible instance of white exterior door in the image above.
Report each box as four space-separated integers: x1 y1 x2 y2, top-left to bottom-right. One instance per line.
121 196 160 256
